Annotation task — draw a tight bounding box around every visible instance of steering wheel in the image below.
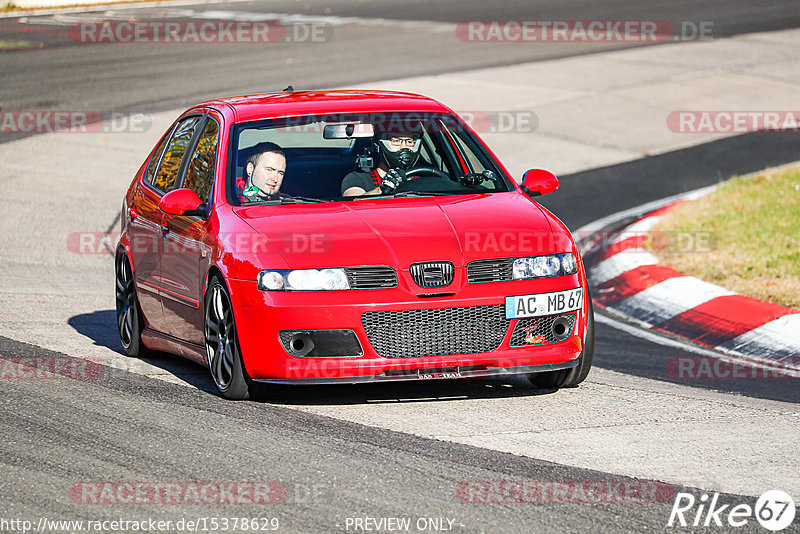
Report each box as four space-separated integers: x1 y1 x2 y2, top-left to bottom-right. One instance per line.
396 172 465 193
404 166 451 181
395 166 460 193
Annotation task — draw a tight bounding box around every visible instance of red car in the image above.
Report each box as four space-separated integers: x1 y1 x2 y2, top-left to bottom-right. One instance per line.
115 90 594 400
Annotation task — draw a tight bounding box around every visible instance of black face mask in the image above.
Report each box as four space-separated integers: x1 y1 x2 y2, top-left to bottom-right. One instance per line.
394 148 418 169
378 139 421 170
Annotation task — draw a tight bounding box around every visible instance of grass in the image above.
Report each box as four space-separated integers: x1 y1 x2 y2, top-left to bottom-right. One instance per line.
648 165 800 309
0 39 37 49
0 0 158 11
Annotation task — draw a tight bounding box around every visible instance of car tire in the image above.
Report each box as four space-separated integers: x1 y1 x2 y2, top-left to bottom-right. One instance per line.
204 274 254 400
528 291 595 389
115 253 151 358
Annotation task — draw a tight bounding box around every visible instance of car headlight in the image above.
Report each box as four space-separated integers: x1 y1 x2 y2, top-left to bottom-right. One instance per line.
258 268 350 291
512 253 578 279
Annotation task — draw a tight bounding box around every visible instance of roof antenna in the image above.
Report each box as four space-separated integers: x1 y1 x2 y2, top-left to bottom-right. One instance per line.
283 85 294 92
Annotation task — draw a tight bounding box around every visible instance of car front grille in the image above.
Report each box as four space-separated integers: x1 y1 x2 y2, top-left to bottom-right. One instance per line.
362 304 509 358
345 266 397 289
409 261 455 288
509 312 576 347
467 258 514 283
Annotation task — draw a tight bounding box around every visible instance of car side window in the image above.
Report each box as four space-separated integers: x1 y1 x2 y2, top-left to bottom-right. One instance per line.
437 118 491 175
143 128 172 184
183 118 219 204
451 132 487 173
151 116 201 193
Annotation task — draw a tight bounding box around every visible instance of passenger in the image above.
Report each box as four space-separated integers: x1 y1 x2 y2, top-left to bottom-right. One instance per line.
237 142 287 202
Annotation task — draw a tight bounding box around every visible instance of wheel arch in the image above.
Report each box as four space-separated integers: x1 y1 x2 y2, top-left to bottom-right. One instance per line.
205 264 224 293
116 236 133 268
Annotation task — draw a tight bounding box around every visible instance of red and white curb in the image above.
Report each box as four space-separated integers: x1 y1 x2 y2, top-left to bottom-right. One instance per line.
575 174 800 370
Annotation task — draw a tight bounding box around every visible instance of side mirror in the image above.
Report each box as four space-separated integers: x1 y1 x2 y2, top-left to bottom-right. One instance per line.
159 188 206 217
520 169 559 197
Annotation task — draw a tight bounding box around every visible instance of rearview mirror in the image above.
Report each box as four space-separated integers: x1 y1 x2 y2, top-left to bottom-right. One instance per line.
520 169 559 197
159 188 206 217
323 123 374 139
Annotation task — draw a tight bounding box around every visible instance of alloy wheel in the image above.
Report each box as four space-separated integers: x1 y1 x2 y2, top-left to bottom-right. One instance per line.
115 255 136 350
205 283 237 390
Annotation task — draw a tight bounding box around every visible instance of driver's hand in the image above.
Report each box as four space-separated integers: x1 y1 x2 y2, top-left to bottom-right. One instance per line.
381 168 406 194
460 173 483 187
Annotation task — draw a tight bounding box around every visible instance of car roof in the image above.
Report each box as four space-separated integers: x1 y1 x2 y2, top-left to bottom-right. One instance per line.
198 90 453 122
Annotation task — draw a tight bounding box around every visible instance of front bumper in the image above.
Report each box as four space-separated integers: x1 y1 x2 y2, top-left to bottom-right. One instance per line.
253 361 579 385
227 276 588 382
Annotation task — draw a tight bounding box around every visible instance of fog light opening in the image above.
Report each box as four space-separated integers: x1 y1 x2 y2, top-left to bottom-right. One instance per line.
551 317 571 341
289 333 314 356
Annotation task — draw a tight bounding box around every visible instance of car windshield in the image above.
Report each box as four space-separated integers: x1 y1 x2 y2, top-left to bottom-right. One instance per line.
229 112 512 205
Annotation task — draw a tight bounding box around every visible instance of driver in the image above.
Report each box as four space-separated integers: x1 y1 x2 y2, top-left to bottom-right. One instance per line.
341 130 422 197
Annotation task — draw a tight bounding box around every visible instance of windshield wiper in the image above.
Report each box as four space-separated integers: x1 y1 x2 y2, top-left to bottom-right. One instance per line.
392 191 453 198
254 195 329 204
281 195 330 203
244 196 330 205
343 191 453 201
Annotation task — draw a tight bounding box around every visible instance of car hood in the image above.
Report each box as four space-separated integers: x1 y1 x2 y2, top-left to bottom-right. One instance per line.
233 193 568 269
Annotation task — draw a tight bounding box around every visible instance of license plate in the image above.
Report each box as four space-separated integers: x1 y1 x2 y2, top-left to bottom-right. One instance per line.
418 370 461 379
505 288 583 319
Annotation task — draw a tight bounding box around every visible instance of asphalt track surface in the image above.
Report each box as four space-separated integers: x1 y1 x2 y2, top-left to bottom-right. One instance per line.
2 0 800 120
1 1 800 532
3 336 774 533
